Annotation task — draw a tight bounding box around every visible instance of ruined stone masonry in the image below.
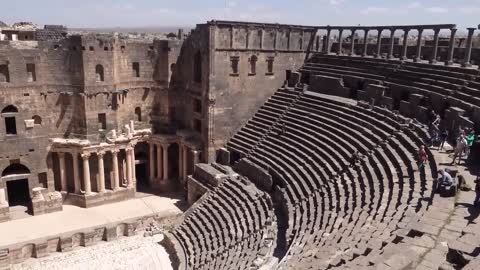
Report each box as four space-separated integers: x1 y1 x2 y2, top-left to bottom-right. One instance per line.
1 20 480 269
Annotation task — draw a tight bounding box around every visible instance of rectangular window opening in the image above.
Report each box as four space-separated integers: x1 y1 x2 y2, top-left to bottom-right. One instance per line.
193 99 202 114
132 62 140 78
98 113 107 130
5 117 17 135
193 119 202 133
26 63 36 82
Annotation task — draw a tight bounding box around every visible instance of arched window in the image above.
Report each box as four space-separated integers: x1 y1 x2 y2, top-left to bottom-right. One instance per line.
193 51 202 83
32 115 42 125
135 107 142 122
2 163 30 176
249 55 258 75
1 105 18 113
95 64 104 82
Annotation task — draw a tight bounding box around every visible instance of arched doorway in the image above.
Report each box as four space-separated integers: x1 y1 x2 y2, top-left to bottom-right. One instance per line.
2 163 31 216
134 142 149 192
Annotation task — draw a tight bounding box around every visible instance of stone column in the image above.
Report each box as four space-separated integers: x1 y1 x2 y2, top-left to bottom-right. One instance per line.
0 188 7 205
430 28 441 64
349 29 356 56
337 29 344 55
156 144 163 180
192 150 201 166
462 27 476 67
178 143 183 180
97 151 106 193
126 148 133 188
112 150 120 191
414 28 424 62
445 28 457 66
387 29 396 59
72 152 81 194
325 28 331 54
182 145 188 181
149 142 155 181
375 29 383 58
163 144 169 181
58 152 67 192
401 29 410 60
81 153 92 195
131 147 136 186
362 29 369 57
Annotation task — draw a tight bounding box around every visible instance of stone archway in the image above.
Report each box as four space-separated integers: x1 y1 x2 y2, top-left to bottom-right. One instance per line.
2 163 32 217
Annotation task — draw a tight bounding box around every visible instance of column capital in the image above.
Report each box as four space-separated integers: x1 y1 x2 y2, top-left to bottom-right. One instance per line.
111 149 120 155
161 143 171 149
58 152 65 158
97 150 106 157
81 153 91 160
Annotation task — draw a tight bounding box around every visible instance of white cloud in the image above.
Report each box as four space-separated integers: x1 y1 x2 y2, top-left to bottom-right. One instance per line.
360 7 389 15
227 1 237 8
458 6 480 15
425 7 448 13
406 2 422 9
329 0 345 6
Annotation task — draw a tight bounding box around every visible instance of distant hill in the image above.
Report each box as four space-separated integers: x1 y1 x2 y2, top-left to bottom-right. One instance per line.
69 26 193 34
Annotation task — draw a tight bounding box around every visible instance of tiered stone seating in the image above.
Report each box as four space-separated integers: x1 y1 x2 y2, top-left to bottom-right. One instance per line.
169 177 275 270
226 86 436 269
304 54 480 120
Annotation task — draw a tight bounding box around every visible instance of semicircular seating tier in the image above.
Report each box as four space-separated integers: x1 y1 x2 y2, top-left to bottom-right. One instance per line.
301 54 480 126
226 84 437 269
166 177 276 270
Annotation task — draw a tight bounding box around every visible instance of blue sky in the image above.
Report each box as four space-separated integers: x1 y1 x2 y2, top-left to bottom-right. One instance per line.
2 0 480 29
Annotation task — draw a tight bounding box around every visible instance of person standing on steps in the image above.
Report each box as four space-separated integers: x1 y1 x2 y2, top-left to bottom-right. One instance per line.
418 145 427 169
438 128 448 151
452 134 467 165
474 176 480 207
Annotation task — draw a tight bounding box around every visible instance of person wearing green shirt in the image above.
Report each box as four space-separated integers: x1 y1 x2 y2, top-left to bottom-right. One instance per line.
465 133 475 158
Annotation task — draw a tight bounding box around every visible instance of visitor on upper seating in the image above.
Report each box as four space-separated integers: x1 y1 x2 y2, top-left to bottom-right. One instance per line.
418 145 427 169
438 169 453 186
474 176 480 207
349 151 361 168
428 124 440 147
452 135 468 165
432 114 441 126
439 128 449 151
465 130 475 158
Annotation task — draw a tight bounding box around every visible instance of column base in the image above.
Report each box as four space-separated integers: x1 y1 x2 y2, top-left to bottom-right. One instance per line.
0 204 10 223
67 188 135 208
429 59 437 64
413 58 422 63
445 61 454 66
462 62 472 68
151 179 178 193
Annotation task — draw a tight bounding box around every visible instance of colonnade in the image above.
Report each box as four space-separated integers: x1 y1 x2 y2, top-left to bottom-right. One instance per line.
148 142 170 181
53 137 202 196
319 24 478 67
55 147 135 195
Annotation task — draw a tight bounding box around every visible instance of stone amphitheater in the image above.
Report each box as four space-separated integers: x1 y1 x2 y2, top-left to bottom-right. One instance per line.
1 20 480 270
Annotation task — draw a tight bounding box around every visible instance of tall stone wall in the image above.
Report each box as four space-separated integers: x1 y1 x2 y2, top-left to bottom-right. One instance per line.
206 21 315 161
0 35 178 205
